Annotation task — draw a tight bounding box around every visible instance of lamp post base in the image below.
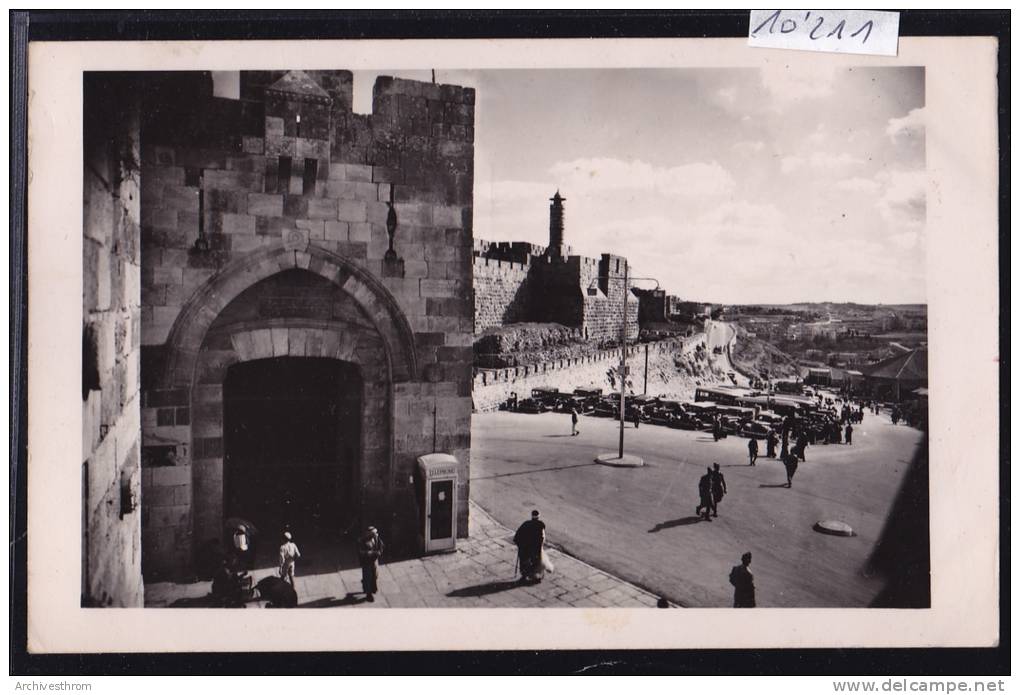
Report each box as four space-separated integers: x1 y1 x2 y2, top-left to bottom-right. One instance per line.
594 452 645 468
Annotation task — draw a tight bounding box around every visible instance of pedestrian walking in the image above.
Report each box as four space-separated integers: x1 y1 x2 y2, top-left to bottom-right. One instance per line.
357 526 385 602
748 437 759 466
710 463 727 517
571 407 580 436
513 510 547 583
695 467 715 521
278 531 301 586
845 423 853 445
632 409 641 429
729 552 756 608
780 430 790 459
783 451 799 488
766 430 778 458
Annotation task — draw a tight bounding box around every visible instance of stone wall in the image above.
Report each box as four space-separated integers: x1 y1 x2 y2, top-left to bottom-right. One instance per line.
472 256 532 331
473 337 689 412
82 73 144 606
136 70 474 578
471 245 639 347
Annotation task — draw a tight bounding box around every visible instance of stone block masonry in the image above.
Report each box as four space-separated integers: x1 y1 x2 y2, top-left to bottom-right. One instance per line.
130 69 475 580
82 74 145 606
473 240 639 346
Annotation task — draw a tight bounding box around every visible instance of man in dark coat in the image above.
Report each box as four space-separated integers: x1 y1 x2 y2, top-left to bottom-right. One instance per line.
766 430 778 458
783 451 799 488
710 463 727 517
695 467 715 521
358 526 385 602
729 552 756 608
513 510 547 583
845 423 853 445
747 437 759 466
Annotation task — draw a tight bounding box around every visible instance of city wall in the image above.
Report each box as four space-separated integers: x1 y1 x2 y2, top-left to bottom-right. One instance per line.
472 256 532 331
472 336 693 412
473 243 639 344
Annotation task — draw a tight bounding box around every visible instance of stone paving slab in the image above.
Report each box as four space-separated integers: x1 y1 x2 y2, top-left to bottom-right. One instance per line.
145 502 663 608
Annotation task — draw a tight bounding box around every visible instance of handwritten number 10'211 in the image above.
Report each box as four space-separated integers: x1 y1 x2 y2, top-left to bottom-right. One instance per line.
752 10 875 45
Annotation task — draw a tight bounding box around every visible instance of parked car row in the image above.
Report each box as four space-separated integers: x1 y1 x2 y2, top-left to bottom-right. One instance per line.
503 386 605 414
504 387 822 442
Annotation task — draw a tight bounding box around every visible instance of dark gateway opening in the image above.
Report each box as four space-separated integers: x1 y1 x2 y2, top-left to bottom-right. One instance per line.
223 357 362 566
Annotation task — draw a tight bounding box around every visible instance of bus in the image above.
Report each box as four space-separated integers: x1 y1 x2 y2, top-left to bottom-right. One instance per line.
695 386 753 406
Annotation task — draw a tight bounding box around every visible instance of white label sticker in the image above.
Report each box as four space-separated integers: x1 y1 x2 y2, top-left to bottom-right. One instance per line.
748 10 899 56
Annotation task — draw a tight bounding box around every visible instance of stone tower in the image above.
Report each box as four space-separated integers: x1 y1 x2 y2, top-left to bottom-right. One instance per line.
548 190 566 258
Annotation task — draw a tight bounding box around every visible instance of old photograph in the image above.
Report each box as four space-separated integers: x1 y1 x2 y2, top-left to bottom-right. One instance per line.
81 63 930 611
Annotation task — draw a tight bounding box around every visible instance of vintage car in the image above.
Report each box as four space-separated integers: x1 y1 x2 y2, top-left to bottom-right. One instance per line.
571 388 603 411
516 397 547 414
648 411 674 427
531 387 562 408
718 415 746 436
592 399 619 418
668 411 706 430
739 420 773 438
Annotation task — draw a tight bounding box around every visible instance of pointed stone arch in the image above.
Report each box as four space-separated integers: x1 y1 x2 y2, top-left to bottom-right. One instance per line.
160 242 417 389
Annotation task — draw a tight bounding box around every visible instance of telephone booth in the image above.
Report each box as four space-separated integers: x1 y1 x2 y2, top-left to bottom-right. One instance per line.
417 453 459 553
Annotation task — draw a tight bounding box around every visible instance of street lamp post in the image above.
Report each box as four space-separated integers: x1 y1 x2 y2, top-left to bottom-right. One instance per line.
588 269 659 464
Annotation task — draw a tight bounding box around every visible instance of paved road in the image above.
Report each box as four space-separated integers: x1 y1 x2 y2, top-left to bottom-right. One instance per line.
703 319 748 386
471 409 924 607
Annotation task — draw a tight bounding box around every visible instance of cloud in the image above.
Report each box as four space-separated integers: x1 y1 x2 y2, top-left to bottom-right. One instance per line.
886 107 925 144
780 151 864 174
759 63 839 107
834 177 881 194
732 140 766 156
890 232 920 250
548 158 735 199
877 169 926 233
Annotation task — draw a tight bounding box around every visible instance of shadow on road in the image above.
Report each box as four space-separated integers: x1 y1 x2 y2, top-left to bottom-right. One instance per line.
300 592 366 608
543 434 576 438
759 483 790 489
446 580 521 597
471 462 598 481
648 516 705 533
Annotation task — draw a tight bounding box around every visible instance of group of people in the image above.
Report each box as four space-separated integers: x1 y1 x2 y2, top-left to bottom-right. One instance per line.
696 463 728 521
209 522 387 608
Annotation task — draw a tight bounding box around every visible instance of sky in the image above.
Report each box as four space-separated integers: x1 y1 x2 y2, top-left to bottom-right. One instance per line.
215 66 926 305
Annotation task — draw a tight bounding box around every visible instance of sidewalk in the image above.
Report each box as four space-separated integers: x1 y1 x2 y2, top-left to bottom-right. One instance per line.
145 502 662 608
